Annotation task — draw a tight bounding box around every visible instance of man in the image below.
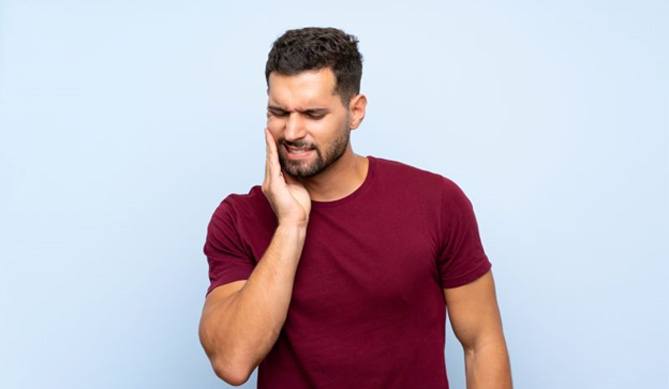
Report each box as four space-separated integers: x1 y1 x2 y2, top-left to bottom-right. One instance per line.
198 27 512 388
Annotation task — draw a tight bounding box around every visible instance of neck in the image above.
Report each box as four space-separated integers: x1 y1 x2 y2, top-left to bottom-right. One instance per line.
297 147 369 202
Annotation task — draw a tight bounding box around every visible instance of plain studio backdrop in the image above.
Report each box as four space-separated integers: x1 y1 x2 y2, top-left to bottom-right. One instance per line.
0 1 667 388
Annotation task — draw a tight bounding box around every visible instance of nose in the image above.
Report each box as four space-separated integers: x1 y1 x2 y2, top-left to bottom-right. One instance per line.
283 113 307 142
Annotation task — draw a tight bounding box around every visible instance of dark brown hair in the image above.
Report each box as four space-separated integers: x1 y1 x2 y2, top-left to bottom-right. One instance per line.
265 27 363 106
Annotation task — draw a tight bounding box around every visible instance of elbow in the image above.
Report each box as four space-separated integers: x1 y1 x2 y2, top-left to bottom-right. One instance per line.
212 357 254 386
199 320 253 385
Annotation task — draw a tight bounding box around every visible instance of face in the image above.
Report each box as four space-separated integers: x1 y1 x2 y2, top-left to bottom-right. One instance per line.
266 67 354 178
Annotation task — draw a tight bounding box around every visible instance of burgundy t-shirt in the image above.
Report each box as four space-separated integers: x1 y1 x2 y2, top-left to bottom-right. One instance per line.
203 155 492 389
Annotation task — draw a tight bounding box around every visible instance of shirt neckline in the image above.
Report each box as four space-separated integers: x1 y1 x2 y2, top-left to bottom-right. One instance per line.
310 155 376 210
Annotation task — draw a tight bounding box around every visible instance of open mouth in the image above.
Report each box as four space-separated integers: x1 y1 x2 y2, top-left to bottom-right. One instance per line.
284 144 315 158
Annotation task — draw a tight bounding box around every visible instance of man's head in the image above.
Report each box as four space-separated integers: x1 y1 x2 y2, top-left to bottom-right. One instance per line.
265 27 366 179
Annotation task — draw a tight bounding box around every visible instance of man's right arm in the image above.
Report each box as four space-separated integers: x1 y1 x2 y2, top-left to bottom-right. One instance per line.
199 127 312 385
198 221 307 386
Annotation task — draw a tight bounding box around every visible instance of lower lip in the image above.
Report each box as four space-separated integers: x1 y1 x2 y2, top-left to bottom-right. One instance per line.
285 145 315 159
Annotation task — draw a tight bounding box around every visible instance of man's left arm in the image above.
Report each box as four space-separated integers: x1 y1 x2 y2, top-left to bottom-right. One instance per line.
444 270 512 389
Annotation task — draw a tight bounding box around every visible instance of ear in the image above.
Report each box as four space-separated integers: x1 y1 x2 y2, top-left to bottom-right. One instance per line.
348 94 367 130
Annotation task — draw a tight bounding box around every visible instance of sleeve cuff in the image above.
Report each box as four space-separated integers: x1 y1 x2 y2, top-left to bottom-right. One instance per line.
441 258 492 289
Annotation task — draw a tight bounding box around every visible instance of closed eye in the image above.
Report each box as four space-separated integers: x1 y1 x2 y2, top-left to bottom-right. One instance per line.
268 109 287 117
267 106 328 120
268 110 325 120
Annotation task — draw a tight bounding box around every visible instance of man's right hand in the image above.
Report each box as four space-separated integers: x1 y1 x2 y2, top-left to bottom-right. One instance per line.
262 128 312 227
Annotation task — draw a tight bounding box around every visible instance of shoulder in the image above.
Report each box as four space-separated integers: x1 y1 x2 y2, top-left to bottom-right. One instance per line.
371 155 446 186
370 155 476 216
371 155 462 195
210 185 273 223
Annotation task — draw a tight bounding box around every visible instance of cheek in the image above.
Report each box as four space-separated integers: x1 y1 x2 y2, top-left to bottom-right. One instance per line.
266 116 284 131
267 116 283 130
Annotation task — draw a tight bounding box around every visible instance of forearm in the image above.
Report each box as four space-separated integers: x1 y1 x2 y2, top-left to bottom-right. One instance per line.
464 338 512 389
206 223 307 377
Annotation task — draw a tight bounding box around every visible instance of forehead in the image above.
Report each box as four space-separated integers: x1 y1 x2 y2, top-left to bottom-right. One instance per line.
267 68 339 108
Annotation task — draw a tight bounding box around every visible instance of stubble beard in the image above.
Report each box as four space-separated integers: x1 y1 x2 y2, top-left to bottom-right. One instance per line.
278 125 351 179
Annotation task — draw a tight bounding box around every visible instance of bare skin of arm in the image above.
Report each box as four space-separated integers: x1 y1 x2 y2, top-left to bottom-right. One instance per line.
444 270 513 389
198 128 311 386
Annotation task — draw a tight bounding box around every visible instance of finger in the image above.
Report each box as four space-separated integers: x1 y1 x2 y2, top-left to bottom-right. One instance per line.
266 129 282 179
264 128 271 184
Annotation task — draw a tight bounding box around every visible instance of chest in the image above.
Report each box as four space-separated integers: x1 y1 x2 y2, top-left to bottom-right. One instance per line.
287 208 440 324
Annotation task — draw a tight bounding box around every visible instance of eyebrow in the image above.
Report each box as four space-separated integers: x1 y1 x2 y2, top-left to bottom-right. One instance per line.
267 105 329 115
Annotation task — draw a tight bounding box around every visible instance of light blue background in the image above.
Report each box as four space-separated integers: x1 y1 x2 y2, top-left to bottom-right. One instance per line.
1 1 667 388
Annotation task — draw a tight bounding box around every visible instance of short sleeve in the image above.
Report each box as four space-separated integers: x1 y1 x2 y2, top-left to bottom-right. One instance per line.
437 177 492 289
203 197 255 297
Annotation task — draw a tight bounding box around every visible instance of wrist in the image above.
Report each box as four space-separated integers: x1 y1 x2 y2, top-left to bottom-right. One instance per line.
278 220 309 230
